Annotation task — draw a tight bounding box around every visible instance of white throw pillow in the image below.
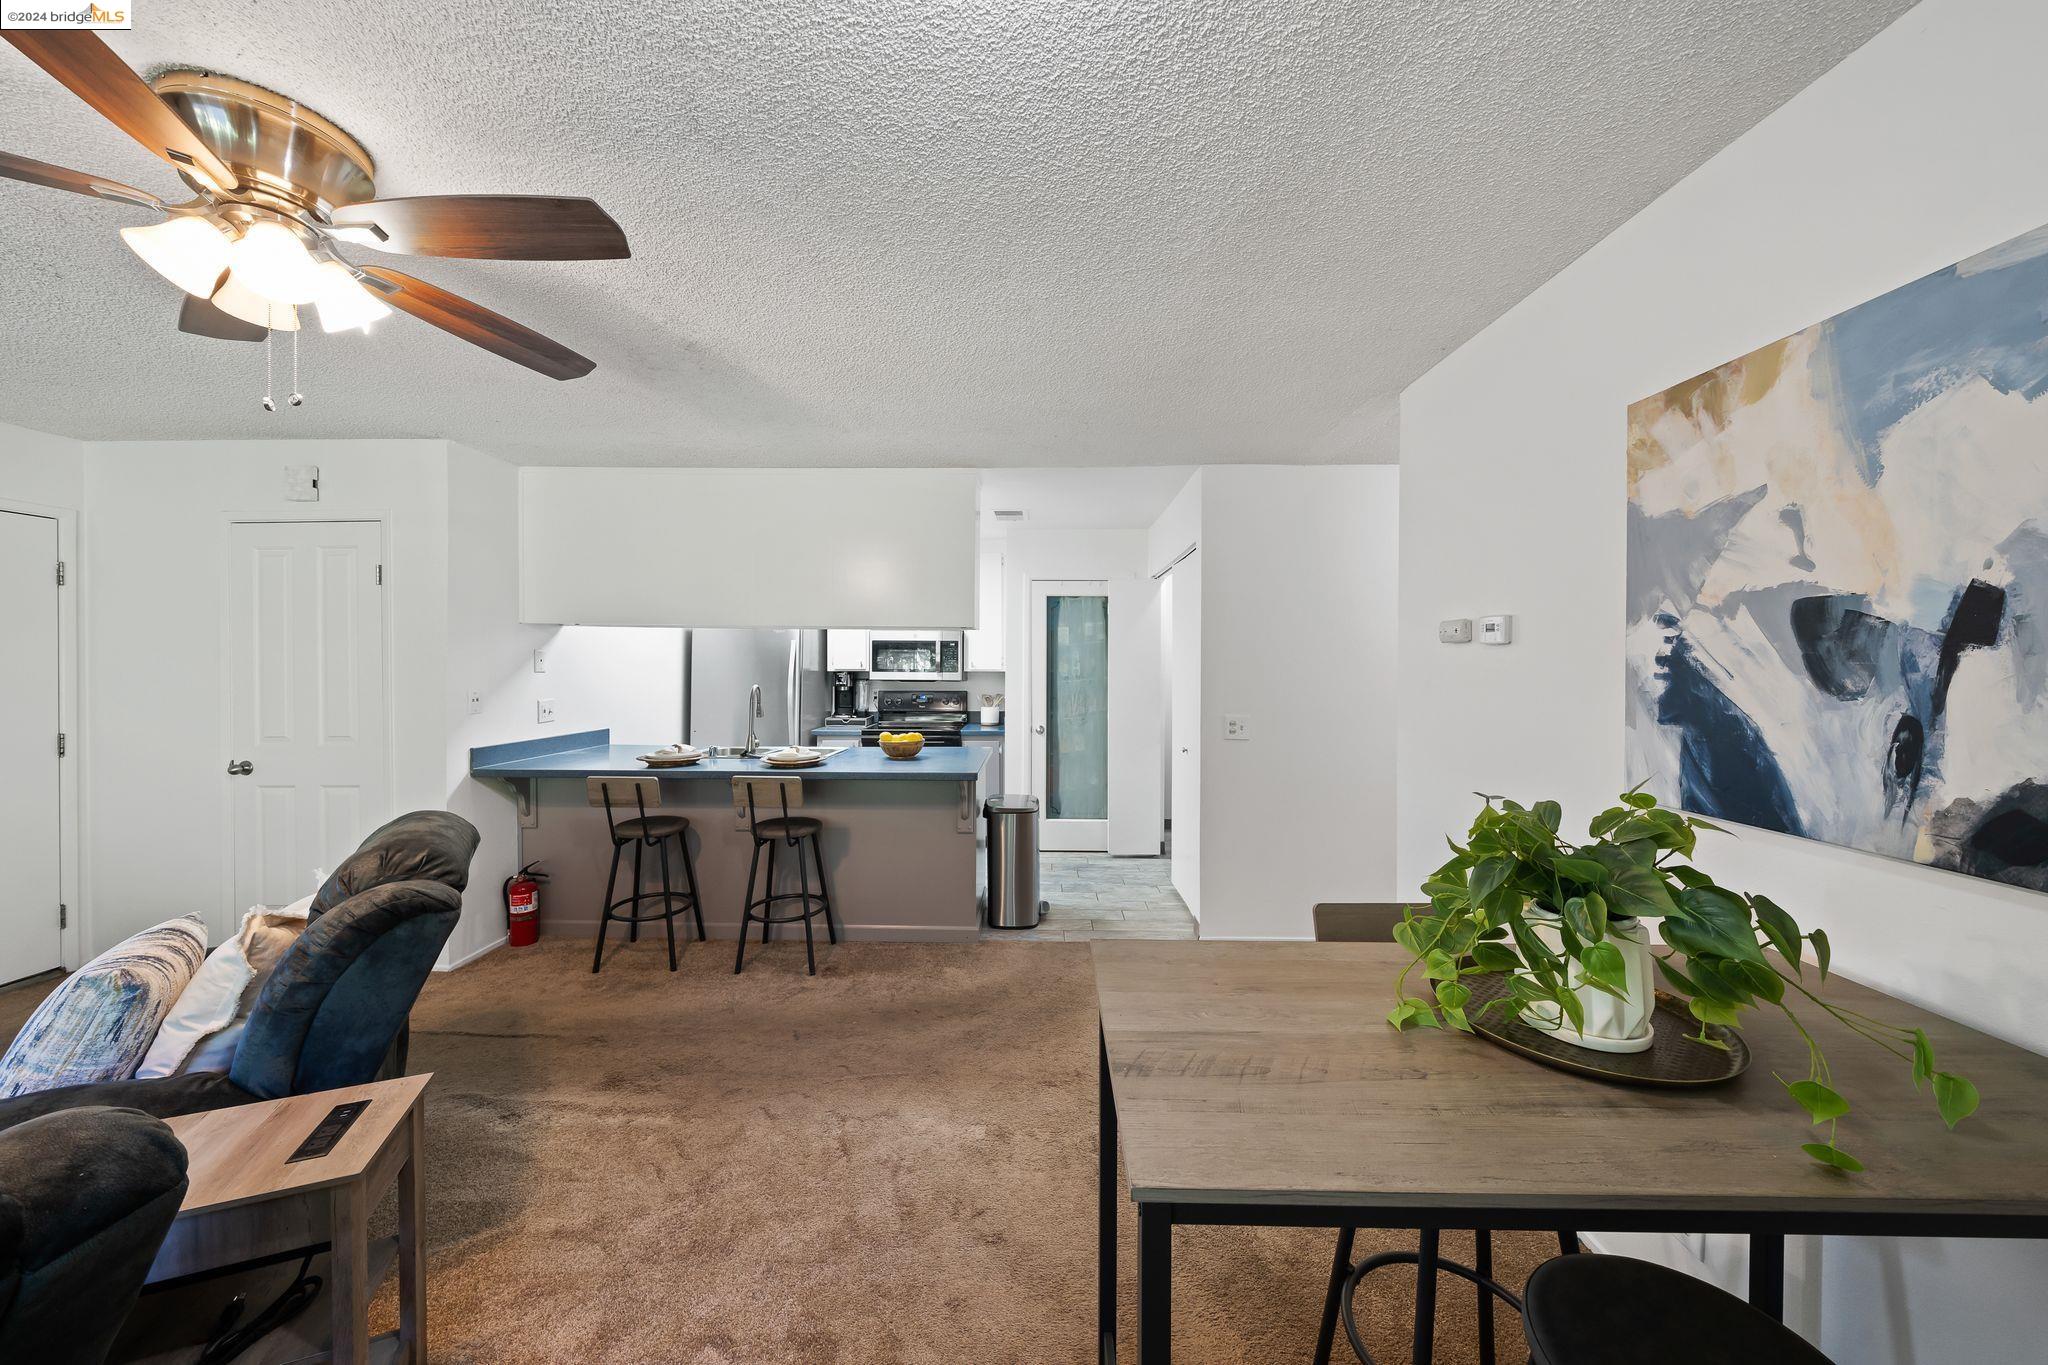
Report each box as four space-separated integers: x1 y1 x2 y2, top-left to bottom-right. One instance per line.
136 894 314 1080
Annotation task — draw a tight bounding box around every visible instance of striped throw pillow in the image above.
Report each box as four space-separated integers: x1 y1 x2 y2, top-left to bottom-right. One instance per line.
0 914 208 1097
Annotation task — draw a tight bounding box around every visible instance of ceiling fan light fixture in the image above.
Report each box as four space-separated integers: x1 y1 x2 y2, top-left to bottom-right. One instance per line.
212 275 299 332
119 216 232 298
309 262 392 333
227 220 324 305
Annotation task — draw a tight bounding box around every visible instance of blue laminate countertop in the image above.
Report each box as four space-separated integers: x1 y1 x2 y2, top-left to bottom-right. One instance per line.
473 740 990 782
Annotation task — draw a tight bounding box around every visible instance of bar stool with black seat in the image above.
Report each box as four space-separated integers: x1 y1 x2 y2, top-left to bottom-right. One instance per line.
732 775 838 976
1523 1253 1834 1365
1310 903 1580 1365
588 776 704 974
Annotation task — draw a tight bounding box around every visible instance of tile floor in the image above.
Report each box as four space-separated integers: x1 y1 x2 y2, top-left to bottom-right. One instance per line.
979 848 1198 941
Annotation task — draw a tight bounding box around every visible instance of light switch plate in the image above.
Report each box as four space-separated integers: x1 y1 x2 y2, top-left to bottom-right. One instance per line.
283 464 319 502
1438 618 1474 644
532 648 548 673
467 690 483 715
1223 713 1250 741
1480 614 1514 645
536 698 557 723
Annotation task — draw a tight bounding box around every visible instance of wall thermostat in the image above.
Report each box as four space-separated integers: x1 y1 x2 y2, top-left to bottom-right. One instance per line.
1480 615 1514 645
1438 618 1473 644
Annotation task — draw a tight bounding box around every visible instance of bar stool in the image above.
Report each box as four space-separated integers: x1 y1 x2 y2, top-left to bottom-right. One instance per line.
731 775 837 976
1309 903 1579 1365
588 776 704 974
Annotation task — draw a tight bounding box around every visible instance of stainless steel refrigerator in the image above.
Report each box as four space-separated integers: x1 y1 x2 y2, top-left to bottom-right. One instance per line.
684 629 829 749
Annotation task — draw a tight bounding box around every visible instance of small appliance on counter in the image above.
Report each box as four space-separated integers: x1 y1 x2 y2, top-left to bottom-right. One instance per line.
860 690 968 746
831 670 859 717
855 678 875 714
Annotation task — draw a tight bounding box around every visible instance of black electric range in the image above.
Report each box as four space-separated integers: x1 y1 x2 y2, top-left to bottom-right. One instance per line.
860 690 968 746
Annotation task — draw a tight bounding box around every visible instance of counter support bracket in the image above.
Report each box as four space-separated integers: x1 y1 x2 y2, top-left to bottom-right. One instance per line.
958 782 976 834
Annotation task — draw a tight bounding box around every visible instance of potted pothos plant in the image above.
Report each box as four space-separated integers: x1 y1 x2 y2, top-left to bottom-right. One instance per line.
1386 790 1980 1171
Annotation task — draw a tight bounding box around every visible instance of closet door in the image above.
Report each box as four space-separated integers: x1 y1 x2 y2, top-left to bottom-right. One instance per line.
0 509 62 982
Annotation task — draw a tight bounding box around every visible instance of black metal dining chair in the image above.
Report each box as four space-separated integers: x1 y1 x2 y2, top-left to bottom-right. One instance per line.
1309 903 1580 1365
1521 1254 1834 1364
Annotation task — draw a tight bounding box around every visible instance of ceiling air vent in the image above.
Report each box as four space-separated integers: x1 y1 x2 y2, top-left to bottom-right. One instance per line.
992 509 1027 522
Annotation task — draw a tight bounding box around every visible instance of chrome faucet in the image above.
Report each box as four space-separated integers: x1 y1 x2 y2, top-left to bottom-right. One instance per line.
744 684 764 756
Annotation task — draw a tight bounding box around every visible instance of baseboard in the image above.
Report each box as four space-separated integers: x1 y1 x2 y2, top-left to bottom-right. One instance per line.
436 934 508 971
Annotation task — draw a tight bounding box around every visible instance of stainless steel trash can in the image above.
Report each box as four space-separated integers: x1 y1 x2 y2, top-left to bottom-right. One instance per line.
985 793 1044 929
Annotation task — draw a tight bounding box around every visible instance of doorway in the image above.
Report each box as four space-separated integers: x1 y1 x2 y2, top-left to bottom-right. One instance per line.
1030 580 1109 852
0 509 62 982
226 520 391 911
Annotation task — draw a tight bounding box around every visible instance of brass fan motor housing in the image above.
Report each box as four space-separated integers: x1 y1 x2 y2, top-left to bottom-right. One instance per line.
150 71 375 219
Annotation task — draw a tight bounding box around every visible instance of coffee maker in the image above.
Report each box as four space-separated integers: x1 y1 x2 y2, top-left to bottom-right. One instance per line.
831 671 858 717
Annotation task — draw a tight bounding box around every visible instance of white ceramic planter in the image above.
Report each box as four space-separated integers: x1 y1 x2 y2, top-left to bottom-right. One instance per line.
1519 912 1657 1054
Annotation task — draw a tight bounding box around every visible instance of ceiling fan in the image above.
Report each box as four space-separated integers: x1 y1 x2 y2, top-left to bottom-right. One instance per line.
1 31 627 380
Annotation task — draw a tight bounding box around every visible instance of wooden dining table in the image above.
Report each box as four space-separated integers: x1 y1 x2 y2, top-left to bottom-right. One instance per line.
1093 940 2048 1364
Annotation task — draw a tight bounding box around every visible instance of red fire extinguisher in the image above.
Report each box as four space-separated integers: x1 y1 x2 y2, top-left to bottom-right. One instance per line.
504 862 546 948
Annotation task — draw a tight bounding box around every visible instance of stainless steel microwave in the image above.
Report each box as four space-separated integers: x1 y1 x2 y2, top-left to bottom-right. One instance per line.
868 631 964 681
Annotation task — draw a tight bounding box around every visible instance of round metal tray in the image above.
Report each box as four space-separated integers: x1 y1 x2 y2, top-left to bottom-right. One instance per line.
1461 972 1750 1087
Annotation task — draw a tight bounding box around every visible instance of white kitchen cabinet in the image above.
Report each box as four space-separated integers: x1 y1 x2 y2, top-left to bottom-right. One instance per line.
826 629 869 672
965 544 1005 671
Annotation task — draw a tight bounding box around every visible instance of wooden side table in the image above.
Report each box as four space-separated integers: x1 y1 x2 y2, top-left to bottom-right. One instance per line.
147 1074 431 1365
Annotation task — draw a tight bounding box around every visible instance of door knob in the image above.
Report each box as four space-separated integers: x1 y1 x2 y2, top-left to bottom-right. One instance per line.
227 760 254 776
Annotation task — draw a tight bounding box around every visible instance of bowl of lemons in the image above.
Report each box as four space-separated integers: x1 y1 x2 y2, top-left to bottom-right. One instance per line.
877 731 925 759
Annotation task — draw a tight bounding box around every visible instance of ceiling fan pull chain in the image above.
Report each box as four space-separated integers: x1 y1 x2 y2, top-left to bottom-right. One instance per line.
290 329 304 408
262 330 275 412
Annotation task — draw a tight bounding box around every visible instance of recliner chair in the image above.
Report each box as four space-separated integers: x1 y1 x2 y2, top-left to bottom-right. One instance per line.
0 810 480 1135
0 1106 189 1365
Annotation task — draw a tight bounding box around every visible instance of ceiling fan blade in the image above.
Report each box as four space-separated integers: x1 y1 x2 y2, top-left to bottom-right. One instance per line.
356 267 595 380
0 149 163 208
328 196 629 260
4 32 237 192
179 294 267 342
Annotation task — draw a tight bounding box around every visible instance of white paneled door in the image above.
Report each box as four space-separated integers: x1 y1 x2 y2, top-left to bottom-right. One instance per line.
0 510 61 983
228 521 389 911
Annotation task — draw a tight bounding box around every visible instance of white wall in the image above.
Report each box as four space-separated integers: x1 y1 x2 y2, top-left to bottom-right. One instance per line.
442 444 683 967
1398 0 2048 1355
1000 528 1163 856
0 419 84 509
520 467 980 628
1194 466 1400 938
81 438 452 949
70 435 677 965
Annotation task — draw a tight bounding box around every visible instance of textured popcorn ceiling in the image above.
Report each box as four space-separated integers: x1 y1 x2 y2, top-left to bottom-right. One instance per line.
0 1 1911 467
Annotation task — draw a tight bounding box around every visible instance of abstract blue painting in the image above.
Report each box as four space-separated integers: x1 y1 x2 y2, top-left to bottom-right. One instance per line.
1625 222 2048 891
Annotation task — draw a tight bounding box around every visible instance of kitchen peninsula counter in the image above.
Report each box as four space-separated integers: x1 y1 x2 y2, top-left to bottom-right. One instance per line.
470 731 992 944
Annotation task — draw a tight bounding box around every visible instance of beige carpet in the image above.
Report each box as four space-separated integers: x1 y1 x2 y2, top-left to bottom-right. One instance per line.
372 937 1550 1362
4 942 1555 1362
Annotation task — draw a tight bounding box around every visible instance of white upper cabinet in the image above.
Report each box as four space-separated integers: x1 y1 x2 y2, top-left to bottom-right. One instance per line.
965 543 1005 671
826 629 870 672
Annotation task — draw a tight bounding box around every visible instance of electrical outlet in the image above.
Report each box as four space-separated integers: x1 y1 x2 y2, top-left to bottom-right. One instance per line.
532 648 548 673
467 689 483 715
536 699 557 723
1223 713 1250 741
